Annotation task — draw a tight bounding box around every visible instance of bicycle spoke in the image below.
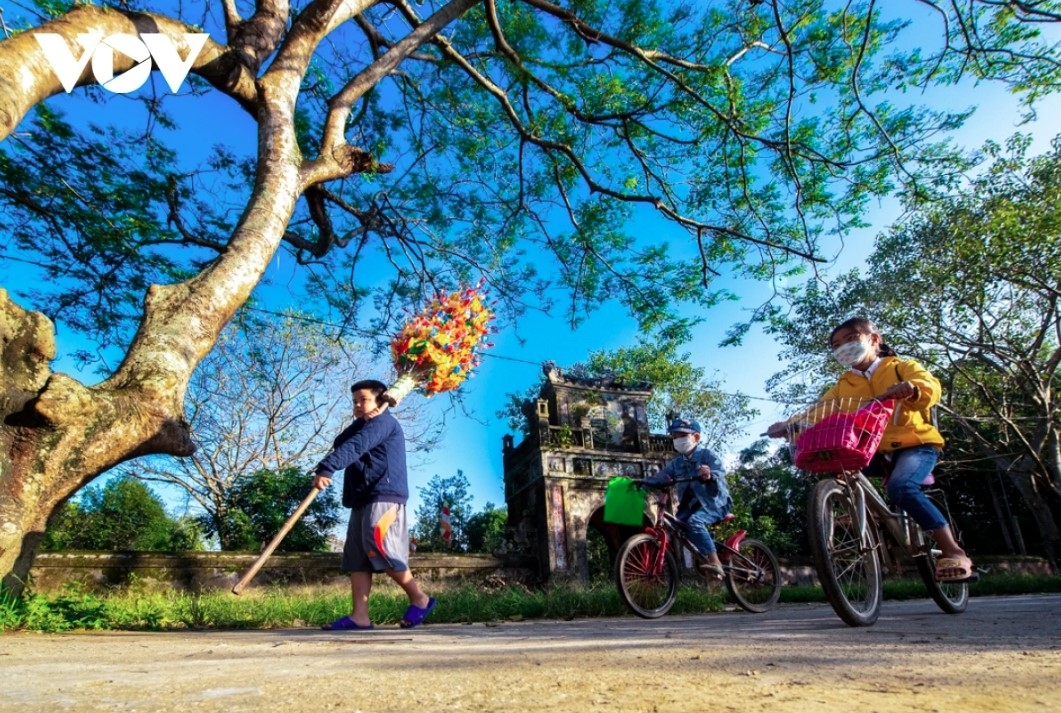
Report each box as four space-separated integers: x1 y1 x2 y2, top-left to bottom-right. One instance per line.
808 479 882 626
723 539 781 613
615 534 678 619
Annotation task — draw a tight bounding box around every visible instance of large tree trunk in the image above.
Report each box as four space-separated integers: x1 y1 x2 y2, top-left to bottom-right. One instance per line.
0 135 305 595
0 19 304 595
0 290 195 594
0 155 303 594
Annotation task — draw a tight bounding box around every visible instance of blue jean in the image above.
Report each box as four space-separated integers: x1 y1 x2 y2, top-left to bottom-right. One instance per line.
678 506 718 556
884 445 947 531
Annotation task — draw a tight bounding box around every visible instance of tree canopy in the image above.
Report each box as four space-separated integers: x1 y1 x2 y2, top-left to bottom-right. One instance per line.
3 0 1061 592
465 501 507 553
5 1 1061 348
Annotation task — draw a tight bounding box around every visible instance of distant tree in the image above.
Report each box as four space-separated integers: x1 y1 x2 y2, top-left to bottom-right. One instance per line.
728 440 810 558
465 502 507 554
40 502 87 552
580 338 758 450
41 476 202 551
413 471 474 552
205 467 342 552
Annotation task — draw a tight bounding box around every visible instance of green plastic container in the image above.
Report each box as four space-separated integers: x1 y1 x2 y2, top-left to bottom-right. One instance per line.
603 477 646 526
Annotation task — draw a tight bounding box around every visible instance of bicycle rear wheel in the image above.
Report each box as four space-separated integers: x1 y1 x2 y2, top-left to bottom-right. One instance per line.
913 492 969 614
808 478 883 627
615 533 679 619
723 538 781 613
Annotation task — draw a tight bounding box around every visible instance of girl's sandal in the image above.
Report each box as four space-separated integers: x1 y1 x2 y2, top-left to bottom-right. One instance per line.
935 555 978 583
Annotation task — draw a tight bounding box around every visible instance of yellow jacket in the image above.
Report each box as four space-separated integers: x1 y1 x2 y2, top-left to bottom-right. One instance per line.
817 356 944 452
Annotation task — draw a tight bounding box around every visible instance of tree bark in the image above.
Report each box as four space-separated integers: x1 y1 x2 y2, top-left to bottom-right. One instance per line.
1006 460 1061 571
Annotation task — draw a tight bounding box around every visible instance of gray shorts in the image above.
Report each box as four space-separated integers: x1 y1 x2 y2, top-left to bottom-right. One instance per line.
342 502 410 573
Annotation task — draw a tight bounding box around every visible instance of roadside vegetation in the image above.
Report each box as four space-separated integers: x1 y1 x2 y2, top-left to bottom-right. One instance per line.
3 574 1059 634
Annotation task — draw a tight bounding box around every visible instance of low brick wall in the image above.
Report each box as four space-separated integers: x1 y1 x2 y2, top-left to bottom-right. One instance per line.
28 551 539 594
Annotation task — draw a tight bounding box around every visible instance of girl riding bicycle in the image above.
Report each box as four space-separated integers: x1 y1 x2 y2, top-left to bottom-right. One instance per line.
642 417 732 578
766 317 975 583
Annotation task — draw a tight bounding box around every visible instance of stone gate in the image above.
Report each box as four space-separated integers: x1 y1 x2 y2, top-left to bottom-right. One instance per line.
502 363 674 582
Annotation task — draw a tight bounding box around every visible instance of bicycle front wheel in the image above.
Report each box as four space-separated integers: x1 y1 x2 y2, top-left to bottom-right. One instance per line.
723 538 781 613
615 533 679 619
808 478 883 627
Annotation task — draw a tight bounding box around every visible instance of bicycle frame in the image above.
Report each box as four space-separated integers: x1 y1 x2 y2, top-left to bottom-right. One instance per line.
834 469 954 574
838 471 912 551
642 490 748 575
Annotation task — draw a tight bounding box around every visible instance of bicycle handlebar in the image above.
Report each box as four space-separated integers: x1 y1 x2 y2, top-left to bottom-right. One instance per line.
631 476 698 490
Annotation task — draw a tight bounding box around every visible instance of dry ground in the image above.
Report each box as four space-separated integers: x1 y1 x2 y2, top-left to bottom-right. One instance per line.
2 595 1059 712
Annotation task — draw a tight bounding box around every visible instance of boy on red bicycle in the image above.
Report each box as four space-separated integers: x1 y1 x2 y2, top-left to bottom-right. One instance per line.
643 417 732 578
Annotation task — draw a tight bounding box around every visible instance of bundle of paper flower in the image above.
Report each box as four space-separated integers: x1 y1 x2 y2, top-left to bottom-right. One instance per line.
383 280 496 406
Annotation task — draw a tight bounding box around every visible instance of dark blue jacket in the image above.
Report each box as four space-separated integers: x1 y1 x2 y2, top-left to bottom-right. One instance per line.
314 411 408 509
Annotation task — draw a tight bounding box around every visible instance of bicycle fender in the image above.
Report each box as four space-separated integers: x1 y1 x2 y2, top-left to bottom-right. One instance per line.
723 529 748 550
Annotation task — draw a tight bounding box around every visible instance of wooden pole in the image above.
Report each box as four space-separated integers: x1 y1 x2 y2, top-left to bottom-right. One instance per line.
231 487 321 595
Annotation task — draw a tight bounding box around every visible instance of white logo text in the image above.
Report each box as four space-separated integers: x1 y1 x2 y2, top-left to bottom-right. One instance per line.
35 32 209 94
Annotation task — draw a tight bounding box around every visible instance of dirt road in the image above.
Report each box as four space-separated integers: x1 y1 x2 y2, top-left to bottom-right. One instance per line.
2 594 1059 712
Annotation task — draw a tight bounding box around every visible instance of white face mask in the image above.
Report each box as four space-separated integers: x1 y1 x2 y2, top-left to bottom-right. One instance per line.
672 435 697 455
833 338 873 368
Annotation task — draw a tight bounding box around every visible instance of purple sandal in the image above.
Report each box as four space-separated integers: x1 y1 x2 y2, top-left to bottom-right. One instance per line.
399 597 437 629
321 615 374 631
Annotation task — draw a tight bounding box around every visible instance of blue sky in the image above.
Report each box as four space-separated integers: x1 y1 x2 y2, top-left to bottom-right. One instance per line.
5 4 1061 526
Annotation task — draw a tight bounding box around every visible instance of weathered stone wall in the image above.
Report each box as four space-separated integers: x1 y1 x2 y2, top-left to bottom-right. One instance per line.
28 551 538 594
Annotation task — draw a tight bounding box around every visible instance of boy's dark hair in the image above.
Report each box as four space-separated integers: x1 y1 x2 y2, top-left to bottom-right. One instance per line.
351 379 389 405
830 317 898 357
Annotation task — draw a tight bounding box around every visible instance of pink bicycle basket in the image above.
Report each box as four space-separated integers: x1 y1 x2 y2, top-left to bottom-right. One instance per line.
793 400 894 474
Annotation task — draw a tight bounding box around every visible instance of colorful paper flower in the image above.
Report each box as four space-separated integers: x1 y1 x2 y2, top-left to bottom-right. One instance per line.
383 280 496 405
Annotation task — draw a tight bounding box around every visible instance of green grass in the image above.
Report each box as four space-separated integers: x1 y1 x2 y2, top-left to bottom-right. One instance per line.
2 573 1058 633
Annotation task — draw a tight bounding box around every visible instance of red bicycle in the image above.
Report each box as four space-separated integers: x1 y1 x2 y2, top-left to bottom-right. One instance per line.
614 479 781 618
